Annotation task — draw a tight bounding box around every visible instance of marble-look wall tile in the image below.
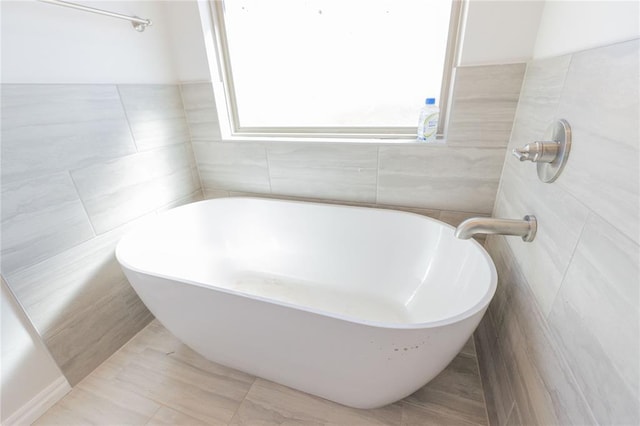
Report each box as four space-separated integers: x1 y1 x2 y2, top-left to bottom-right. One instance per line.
0 83 203 386
491 49 587 317
216 190 472 223
4 214 154 385
1 85 125 126
484 236 522 344
1 85 137 183
266 143 378 203
474 39 640 426
555 40 640 243
118 85 191 151
381 178 497 215
489 52 578 314
157 190 205 213
1 172 94 274
193 141 271 193
548 214 639 425
380 145 505 180
475 40 639 426
438 210 489 227
446 64 526 148
204 188 232 199
376 204 441 220
377 145 504 213
508 55 572 148
184 139 204 190
185 63 524 214
5 215 144 336
180 82 221 141
70 145 197 234
486 237 597 426
495 161 589 315
180 82 216 111
46 279 147 386
474 315 514 426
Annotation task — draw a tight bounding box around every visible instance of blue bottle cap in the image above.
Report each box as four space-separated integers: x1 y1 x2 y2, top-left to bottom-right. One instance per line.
425 98 436 105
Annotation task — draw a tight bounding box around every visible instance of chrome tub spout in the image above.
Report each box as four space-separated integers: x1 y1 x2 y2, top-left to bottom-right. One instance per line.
455 215 537 242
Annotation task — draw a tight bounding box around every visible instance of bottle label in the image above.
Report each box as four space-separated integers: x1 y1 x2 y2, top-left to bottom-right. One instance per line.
421 112 439 140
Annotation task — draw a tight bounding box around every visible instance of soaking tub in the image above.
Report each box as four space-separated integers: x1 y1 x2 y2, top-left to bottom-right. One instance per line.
116 197 497 409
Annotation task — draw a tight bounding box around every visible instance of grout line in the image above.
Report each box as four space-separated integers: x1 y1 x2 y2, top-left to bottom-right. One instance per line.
503 401 515 426
2 171 102 279
553 347 600 425
67 323 201 424
177 83 207 194
374 146 380 204
264 145 274 194
542 213 621 425
115 85 140 153
544 211 590 320
85 320 156 380
552 52 574 123
228 377 258 424
498 236 599 425
67 170 97 237
143 405 163 426
98 319 256 425
401 397 486 424
472 332 492 426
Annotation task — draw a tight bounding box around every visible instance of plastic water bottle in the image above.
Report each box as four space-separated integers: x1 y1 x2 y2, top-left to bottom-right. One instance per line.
417 98 439 142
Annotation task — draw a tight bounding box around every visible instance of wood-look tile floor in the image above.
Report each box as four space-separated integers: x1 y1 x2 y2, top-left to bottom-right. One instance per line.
36 320 489 425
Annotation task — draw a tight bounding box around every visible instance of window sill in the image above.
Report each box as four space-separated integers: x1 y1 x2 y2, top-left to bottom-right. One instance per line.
219 134 448 146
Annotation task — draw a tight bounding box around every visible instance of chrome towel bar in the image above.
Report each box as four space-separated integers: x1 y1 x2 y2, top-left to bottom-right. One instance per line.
39 0 152 32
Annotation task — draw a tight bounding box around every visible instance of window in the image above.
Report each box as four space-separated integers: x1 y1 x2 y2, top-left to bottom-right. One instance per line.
203 0 463 140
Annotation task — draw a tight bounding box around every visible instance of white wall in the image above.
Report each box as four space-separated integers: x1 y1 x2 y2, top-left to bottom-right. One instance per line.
165 0 210 82
2 0 549 84
1 278 70 425
533 0 640 58
6 0 637 84
459 0 545 66
0 0 209 84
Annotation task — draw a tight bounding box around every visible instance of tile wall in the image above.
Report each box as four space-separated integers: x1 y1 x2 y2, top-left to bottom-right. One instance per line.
182 63 525 217
0 62 526 387
475 39 639 425
1 84 202 385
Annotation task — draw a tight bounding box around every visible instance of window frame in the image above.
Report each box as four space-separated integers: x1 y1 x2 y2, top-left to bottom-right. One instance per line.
199 0 466 142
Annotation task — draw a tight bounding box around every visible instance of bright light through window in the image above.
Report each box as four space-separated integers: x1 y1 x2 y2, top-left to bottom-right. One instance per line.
222 0 454 131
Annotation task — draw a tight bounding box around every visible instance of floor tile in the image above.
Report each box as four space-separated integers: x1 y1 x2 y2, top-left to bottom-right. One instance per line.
146 406 211 426
37 320 489 425
34 387 156 425
230 379 403 425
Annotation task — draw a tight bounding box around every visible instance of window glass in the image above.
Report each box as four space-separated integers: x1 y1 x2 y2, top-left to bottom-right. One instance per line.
222 0 454 132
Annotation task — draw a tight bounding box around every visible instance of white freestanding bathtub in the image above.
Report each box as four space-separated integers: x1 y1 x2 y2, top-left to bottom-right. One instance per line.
116 197 497 409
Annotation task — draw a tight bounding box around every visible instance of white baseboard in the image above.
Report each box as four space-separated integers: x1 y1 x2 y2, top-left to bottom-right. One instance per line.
3 376 71 426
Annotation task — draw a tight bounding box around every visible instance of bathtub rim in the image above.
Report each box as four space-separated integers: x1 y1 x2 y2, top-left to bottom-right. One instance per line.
116 197 498 331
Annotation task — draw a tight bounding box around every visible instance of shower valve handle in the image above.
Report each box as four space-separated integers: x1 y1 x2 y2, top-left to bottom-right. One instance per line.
512 141 560 163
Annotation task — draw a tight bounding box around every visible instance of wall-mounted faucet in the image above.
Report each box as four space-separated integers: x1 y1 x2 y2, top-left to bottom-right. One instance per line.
455 215 537 242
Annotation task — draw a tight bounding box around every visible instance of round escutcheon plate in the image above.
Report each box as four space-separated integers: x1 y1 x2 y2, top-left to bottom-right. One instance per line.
537 119 572 183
